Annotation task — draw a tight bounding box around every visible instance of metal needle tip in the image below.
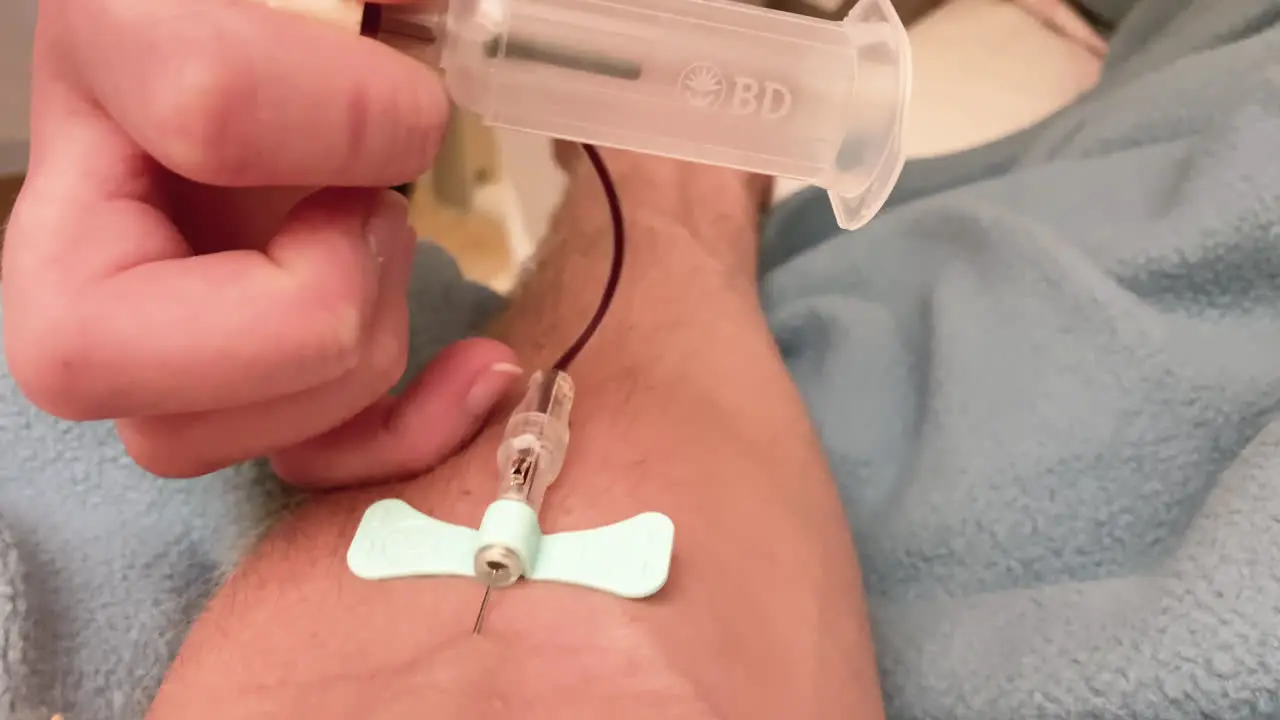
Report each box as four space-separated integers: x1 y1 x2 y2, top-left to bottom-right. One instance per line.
472 569 497 635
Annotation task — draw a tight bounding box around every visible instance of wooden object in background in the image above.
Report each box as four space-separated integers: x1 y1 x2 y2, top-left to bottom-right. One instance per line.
431 105 502 213
250 0 515 289
412 115 512 290
410 179 513 289
0 174 23 273
259 0 363 29
431 107 474 212
0 175 21 225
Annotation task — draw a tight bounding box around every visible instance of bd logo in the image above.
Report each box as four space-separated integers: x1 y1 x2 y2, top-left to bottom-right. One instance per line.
678 63 793 120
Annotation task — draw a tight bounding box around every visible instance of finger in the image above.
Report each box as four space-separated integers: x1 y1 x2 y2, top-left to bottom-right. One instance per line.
269 339 522 487
3 184 408 420
63 0 448 187
113 215 419 478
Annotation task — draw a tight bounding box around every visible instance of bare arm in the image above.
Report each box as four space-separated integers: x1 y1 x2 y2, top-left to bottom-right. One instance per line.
147 151 882 720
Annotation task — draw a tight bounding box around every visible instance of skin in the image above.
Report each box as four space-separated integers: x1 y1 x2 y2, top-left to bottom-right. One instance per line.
3 0 520 480
146 150 885 720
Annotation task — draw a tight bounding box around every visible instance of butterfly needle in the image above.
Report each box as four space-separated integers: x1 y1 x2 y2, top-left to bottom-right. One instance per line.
472 569 497 634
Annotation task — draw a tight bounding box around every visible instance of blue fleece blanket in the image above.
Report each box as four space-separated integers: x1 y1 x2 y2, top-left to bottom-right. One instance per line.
3 0 1280 717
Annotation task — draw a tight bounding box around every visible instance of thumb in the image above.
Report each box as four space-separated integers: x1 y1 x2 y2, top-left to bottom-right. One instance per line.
269 338 522 487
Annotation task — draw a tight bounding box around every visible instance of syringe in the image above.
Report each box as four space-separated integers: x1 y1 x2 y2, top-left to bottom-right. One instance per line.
471 369 575 632
259 0 912 232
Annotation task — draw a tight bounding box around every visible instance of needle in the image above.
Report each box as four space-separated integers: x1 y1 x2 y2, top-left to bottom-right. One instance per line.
472 570 497 634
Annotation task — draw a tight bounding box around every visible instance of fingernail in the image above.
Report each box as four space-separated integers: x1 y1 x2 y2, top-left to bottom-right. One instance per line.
365 191 412 264
465 362 524 416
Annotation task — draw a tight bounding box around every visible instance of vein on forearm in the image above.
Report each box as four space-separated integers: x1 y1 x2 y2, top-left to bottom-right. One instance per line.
488 170 762 378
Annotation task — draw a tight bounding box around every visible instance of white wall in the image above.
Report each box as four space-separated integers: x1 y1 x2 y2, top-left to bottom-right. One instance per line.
1 0 36 176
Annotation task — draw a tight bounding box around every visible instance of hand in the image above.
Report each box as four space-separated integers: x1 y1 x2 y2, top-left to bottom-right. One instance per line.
2 0 519 482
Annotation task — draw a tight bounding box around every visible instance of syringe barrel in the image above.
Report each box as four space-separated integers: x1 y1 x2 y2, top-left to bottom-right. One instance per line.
439 0 910 230
494 370 575 514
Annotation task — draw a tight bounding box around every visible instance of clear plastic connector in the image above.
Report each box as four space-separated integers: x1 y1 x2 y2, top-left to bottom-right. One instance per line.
372 0 912 231
494 370 575 514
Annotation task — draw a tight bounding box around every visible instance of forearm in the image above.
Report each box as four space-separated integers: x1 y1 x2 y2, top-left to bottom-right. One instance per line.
484 156 883 716
492 155 821 517
149 154 881 719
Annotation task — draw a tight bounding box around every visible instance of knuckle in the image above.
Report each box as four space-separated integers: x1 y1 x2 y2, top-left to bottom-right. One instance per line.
281 253 379 377
7 345 74 419
301 303 367 377
337 81 379 174
5 312 98 421
145 44 254 182
344 79 442 180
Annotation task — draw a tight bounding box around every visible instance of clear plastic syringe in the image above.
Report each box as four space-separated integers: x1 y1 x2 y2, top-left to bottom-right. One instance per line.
364 0 911 231
470 369 575 632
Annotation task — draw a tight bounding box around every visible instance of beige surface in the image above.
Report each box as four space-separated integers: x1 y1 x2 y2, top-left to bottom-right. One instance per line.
410 110 514 290
410 186 513 288
431 106 502 212
259 0 364 30
903 0 1102 157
